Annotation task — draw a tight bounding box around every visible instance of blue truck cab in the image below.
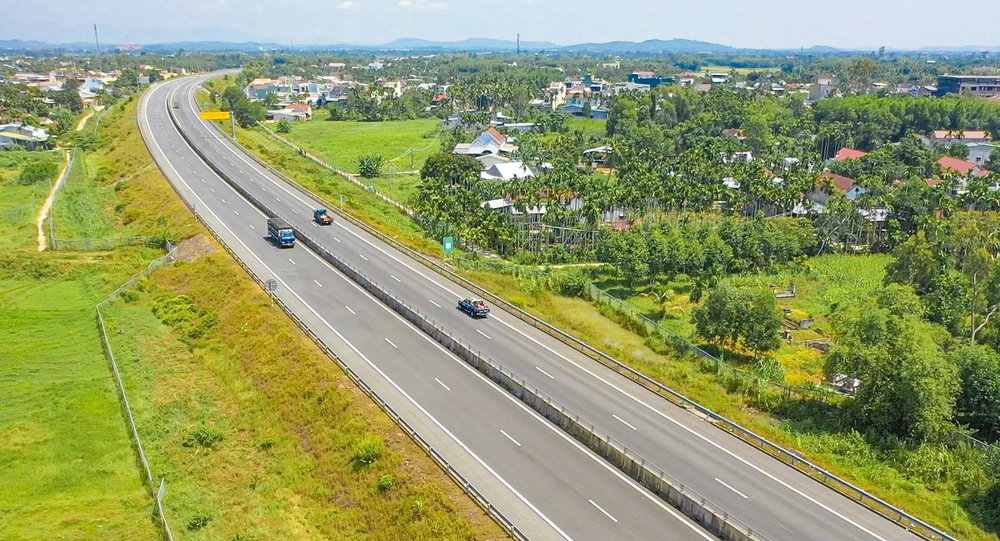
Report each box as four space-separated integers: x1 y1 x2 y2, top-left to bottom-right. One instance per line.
458 298 490 318
267 217 296 248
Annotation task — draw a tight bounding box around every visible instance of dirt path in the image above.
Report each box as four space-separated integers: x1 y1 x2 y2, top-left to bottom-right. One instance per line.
36 111 94 251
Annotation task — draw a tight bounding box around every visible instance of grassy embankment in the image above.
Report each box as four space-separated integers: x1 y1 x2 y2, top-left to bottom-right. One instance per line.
1 95 506 540
215 85 1000 539
0 150 162 539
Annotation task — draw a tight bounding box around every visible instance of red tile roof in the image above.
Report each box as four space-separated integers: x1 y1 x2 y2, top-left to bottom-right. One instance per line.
819 172 857 192
486 127 506 145
833 148 868 161
287 103 311 112
938 156 989 177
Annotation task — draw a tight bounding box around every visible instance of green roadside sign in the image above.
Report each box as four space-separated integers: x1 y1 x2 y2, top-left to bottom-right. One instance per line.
442 236 455 254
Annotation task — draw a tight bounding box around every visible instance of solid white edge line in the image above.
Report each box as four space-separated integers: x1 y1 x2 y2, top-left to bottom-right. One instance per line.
295 232 715 541
318 213 891 539
150 80 577 541
500 429 522 447
589 500 618 523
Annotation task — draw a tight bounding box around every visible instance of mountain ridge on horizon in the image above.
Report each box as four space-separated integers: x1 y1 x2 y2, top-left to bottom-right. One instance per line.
2 36 1000 54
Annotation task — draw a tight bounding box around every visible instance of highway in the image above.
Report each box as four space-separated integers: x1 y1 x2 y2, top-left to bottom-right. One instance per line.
145 73 927 541
141 76 718 541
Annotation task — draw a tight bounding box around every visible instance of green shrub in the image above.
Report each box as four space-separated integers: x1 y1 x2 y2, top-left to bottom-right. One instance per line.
182 427 225 449
377 473 395 493
18 161 59 185
187 512 212 531
354 435 384 467
356 155 385 178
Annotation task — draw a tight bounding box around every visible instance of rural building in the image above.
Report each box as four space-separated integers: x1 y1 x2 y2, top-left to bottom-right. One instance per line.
936 75 1000 98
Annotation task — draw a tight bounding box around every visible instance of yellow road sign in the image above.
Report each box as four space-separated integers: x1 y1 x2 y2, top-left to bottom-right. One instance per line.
199 111 232 121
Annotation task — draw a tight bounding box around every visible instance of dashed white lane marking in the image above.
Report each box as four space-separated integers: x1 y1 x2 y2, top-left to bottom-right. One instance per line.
359 254 368 261
476 329 492 340
716 478 749 499
500 429 522 447
384 337 398 349
429 299 441 308
288 258 296 265
435 378 451 391
391 275 401 282
612 414 638 431
313 280 323 288
535 366 555 379
589 500 618 523
345 305 356 315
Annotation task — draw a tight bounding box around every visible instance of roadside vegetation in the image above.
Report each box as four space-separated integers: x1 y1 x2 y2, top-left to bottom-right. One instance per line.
0 90 507 540
207 50 1000 540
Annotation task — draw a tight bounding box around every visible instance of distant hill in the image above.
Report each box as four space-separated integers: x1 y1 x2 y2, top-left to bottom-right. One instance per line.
917 45 1000 52
380 38 559 51
2 36 998 54
562 39 733 54
0 39 94 51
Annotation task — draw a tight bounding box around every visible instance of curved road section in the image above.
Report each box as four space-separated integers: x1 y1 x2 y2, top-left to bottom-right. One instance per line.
143 74 927 541
142 78 720 541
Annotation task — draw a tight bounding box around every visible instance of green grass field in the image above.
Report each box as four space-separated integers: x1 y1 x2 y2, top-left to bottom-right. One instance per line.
0 141 158 540
565 116 608 140
51 150 127 240
271 117 440 205
0 151 66 252
0 93 504 541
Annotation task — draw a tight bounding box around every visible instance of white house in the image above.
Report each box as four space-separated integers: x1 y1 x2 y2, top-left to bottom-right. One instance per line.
481 161 535 181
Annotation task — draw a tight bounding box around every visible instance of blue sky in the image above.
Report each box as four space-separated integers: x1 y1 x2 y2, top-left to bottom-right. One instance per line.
1 0 997 49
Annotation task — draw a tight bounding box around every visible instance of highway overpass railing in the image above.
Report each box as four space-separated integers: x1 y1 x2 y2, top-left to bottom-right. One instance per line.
154 93 530 541
188 89 958 541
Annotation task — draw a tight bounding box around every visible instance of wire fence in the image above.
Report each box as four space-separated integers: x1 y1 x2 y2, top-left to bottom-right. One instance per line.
155 93 530 541
46 148 155 251
95 241 179 541
191 86 962 541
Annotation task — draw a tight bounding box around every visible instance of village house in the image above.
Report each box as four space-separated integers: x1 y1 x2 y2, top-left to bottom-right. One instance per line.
0 122 50 150
453 128 518 156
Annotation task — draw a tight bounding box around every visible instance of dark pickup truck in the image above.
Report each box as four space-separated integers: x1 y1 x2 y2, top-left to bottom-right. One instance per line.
458 298 490 318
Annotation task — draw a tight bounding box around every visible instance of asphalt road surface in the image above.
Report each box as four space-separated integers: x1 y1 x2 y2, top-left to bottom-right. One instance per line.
142 73 927 541
141 75 720 541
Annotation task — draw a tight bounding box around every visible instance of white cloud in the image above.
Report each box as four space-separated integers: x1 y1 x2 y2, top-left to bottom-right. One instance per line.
398 0 447 10
337 1 357 7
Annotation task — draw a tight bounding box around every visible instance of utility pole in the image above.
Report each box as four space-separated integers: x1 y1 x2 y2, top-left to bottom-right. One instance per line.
93 24 100 54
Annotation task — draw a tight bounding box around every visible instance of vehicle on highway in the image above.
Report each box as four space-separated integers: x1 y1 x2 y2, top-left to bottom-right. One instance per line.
313 208 333 225
267 217 296 248
458 298 490 318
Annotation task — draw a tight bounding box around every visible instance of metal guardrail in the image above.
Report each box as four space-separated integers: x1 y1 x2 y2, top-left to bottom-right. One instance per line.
153 87 529 541
95 244 179 541
292 227 769 541
190 80 959 541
